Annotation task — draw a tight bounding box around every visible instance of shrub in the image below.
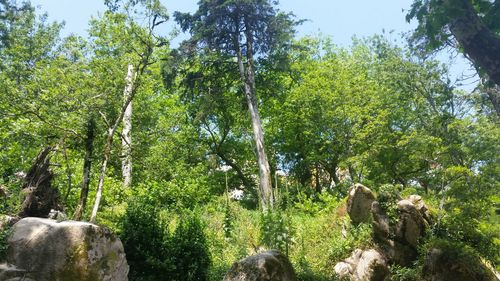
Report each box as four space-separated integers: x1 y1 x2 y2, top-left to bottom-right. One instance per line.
169 214 211 281
121 199 168 281
121 196 211 281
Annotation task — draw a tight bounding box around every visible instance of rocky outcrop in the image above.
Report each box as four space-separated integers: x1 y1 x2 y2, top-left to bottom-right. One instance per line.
337 184 435 279
224 250 296 281
1 217 128 281
371 196 431 266
334 249 390 281
347 184 376 225
423 248 499 281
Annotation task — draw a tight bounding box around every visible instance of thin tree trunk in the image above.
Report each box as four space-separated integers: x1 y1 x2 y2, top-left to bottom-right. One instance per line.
235 29 273 210
314 163 322 193
62 143 72 202
121 64 134 188
216 151 253 189
73 117 95 220
90 66 138 223
90 129 113 223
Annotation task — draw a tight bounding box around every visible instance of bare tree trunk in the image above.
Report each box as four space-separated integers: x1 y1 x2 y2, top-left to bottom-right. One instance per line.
235 27 273 210
90 129 113 223
90 66 138 223
121 64 134 188
73 117 95 220
445 0 500 90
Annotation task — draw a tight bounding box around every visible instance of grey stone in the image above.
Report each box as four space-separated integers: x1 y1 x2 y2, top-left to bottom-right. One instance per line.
334 249 390 281
5 217 129 281
224 250 296 281
347 184 376 224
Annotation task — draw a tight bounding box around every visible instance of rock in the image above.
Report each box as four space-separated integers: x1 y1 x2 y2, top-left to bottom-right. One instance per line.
5 217 128 281
347 184 376 224
0 263 32 280
395 200 426 248
370 196 431 267
224 250 296 281
334 262 352 280
47 209 67 220
334 249 390 281
423 247 498 281
407 195 432 224
371 201 390 242
377 239 417 267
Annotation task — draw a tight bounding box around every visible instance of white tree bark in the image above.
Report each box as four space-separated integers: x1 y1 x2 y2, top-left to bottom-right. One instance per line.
235 30 273 210
90 65 137 223
121 64 134 188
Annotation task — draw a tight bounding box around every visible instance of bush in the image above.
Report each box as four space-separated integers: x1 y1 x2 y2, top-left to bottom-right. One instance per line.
121 196 211 281
121 199 169 281
169 214 211 281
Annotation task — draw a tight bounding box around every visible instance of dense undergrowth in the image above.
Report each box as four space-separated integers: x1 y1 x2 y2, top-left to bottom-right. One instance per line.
89 182 498 281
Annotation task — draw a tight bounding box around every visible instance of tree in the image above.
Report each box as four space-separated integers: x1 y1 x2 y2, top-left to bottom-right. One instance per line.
407 0 500 116
88 1 169 223
175 0 297 209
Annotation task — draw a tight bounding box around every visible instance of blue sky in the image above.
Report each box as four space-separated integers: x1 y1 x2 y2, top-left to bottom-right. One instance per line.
30 0 475 88
31 0 416 46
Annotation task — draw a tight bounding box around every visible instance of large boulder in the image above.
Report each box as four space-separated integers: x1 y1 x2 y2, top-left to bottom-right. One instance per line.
2 217 128 281
224 250 296 281
334 249 390 281
347 184 376 224
423 248 499 281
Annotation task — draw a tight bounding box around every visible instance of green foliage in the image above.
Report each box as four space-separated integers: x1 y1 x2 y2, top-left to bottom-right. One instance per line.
121 197 211 281
376 184 402 225
390 264 420 281
328 222 373 262
121 197 168 281
0 224 12 261
169 214 211 281
223 205 234 238
260 210 293 256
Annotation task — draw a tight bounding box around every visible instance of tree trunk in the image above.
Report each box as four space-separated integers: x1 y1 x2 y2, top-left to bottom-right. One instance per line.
90 65 138 223
235 28 273 210
73 117 95 221
121 64 134 188
19 147 59 218
314 163 322 193
485 82 500 117
90 129 113 223
445 0 500 90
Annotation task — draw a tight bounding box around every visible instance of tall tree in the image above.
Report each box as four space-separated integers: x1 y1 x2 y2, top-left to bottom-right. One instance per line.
88 0 169 223
407 0 500 116
121 64 134 188
175 0 297 209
